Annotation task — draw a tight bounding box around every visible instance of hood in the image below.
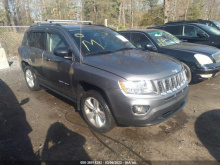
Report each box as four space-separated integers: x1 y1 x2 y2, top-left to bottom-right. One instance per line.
163 42 220 55
83 49 182 80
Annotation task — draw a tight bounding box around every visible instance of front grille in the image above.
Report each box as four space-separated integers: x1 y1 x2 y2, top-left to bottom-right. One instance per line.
213 52 220 63
153 70 188 95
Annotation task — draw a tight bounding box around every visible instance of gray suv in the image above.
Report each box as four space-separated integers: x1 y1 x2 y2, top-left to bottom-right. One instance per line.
18 21 189 132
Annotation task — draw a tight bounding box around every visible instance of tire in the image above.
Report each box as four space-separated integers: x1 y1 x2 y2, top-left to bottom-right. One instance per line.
24 66 41 91
81 90 115 133
182 62 192 84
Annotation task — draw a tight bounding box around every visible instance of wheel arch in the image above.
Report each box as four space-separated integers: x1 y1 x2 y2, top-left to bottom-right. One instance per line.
76 82 116 122
21 61 29 72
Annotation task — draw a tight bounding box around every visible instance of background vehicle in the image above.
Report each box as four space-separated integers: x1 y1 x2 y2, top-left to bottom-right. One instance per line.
119 29 220 83
18 20 188 133
148 23 220 48
166 20 220 30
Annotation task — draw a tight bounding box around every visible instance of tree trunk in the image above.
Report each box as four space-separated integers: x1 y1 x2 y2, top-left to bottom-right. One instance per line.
163 0 170 24
118 2 122 26
131 0 134 28
2 0 16 31
122 1 125 26
184 0 190 20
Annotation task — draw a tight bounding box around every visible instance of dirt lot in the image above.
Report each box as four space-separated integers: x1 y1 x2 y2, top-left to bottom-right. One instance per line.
0 60 220 165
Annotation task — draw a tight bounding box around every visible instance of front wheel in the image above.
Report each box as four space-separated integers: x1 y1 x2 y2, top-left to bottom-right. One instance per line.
182 62 192 84
81 90 115 133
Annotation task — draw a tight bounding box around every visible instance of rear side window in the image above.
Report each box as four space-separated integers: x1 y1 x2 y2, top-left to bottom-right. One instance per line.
33 33 45 49
27 32 45 50
164 25 183 36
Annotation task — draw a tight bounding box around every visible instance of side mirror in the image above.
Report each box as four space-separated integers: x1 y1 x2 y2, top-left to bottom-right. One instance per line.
145 44 156 51
54 47 72 59
197 32 206 38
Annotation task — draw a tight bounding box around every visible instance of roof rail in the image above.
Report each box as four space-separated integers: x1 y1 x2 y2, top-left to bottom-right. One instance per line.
34 19 93 25
166 20 198 24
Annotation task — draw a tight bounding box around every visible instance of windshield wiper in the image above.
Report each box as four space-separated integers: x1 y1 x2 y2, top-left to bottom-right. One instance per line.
114 47 136 52
84 50 113 56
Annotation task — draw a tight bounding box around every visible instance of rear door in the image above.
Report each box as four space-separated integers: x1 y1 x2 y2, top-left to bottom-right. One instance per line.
27 31 46 81
43 30 74 97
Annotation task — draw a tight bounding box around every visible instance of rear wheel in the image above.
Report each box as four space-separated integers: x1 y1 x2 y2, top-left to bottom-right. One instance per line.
182 62 192 83
24 66 41 91
81 90 115 133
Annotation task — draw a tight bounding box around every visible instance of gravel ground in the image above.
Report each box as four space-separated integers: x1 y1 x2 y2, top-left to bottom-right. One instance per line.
0 60 220 165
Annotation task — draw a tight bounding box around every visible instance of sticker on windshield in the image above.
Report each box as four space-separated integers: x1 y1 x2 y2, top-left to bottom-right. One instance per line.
82 40 105 51
74 33 85 38
116 35 128 42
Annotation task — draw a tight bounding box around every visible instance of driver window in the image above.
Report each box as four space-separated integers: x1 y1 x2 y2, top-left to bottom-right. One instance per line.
48 33 67 53
131 33 152 48
183 25 204 37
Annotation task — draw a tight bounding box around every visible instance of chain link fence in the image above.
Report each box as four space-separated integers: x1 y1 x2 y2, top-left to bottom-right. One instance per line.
0 26 29 59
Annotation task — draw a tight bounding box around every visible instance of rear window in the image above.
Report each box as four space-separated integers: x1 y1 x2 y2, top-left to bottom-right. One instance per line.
164 25 183 36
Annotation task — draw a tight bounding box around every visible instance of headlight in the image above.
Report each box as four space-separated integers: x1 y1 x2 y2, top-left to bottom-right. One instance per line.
194 54 213 65
119 80 155 94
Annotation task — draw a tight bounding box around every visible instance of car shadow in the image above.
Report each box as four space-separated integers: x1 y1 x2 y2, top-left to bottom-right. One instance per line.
41 122 91 164
0 79 38 164
0 79 90 164
195 109 220 162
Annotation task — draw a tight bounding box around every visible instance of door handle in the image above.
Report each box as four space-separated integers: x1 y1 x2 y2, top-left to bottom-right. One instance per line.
181 39 188 42
46 57 51 61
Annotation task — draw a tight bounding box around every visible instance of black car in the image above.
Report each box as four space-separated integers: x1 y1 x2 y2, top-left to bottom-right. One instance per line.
148 23 220 48
166 19 220 30
119 29 220 83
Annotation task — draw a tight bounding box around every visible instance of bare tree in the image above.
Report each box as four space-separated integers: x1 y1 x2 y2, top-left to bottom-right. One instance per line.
164 0 170 24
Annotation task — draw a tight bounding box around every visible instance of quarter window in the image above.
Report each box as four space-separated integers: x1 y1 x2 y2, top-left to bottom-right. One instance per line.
48 33 67 53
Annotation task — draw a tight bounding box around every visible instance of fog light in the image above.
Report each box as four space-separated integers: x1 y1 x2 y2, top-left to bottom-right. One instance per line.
200 74 212 78
132 105 150 115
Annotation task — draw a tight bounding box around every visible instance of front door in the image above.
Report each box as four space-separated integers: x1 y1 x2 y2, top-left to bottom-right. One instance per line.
43 31 74 98
181 25 209 44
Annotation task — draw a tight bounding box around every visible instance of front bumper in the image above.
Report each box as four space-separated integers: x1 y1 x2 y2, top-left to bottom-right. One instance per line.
192 63 220 81
107 85 189 126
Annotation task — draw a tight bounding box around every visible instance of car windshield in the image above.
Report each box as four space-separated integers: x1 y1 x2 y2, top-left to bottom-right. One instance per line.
69 28 135 56
200 24 220 35
147 31 181 47
212 21 220 29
